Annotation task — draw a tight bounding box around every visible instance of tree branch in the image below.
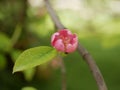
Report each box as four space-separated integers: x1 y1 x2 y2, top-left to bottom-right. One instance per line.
77 43 107 90
44 0 107 90
44 0 65 30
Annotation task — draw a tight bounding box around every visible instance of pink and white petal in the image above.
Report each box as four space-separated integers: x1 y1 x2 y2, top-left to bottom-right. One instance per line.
66 42 78 53
65 44 75 53
51 32 59 45
59 29 72 37
54 39 65 52
70 34 78 44
64 29 72 35
73 35 78 43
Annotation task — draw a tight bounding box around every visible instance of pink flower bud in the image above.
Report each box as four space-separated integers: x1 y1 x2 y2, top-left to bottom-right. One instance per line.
51 29 78 53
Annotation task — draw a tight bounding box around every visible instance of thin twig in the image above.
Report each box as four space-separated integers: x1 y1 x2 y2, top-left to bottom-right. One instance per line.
44 0 107 90
59 56 67 90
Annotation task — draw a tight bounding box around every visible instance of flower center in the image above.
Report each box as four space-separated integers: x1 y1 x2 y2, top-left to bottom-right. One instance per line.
64 37 70 45
59 35 70 52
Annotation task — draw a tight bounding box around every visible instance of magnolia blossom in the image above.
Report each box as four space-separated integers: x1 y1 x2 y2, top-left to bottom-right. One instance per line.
51 29 78 53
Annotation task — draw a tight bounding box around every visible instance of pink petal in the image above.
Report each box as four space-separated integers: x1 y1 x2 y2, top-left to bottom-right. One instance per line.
59 29 72 37
54 39 65 52
51 29 78 53
51 32 59 46
65 29 72 35
70 34 78 44
66 42 78 53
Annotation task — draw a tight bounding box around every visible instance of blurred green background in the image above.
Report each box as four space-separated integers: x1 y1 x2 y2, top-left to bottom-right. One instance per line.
0 0 120 90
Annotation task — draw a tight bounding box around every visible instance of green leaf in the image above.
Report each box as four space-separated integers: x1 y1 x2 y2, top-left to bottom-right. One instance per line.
21 86 37 90
13 46 57 73
11 49 35 81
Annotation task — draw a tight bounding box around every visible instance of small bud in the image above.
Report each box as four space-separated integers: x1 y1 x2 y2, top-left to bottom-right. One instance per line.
51 29 78 53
